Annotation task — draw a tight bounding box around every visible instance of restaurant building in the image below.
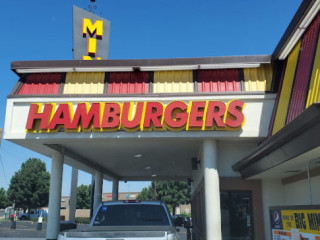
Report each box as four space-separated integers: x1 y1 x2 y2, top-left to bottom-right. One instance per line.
4 0 320 239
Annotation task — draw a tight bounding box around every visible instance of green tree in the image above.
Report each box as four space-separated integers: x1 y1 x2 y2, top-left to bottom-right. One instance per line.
137 181 190 214
76 184 91 209
137 185 154 200
0 187 9 209
7 158 50 211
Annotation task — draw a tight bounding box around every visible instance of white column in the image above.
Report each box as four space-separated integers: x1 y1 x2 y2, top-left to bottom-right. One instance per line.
90 174 94 219
46 151 64 240
203 139 221 240
93 171 103 213
112 180 119 201
68 168 78 221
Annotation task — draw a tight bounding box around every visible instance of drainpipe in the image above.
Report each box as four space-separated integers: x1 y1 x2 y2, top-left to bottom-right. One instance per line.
307 158 319 205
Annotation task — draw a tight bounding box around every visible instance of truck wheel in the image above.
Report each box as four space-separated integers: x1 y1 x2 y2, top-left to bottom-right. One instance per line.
21 215 28 221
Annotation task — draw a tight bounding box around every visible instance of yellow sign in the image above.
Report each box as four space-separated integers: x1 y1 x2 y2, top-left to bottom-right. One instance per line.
82 18 103 38
82 18 103 60
281 209 320 235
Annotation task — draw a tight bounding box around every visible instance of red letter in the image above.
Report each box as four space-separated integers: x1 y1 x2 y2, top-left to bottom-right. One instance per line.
26 103 53 130
121 102 144 129
205 101 226 128
225 100 245 128
143 102 163 129
68 103 100 130
47 104 72 130
101 103 121 129
188 101 206 128
164 101 188 128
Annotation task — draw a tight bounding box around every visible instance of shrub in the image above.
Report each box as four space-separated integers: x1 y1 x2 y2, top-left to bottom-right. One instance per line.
181 211 191 218
75 217 90 224
31 217 47 222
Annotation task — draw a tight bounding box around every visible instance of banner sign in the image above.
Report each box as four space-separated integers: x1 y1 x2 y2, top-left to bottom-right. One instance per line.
25 100 245 133
73 5 110 60
270 206 320 240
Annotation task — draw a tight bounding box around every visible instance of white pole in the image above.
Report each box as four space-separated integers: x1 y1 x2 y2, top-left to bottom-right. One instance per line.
46 151 64 240
112 180 119 201
69 168 78 221
90 175 94 219
93 171 103 213
307 158 319 205
203 139 222 240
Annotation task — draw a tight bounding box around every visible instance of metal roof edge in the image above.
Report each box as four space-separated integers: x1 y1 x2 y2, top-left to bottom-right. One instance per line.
11 55 271 75
232 103 320 172
272 0 317 60
7 91 275 99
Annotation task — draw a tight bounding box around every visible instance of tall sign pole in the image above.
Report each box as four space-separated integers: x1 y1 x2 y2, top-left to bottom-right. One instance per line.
71 1 111 221
90 0 96 13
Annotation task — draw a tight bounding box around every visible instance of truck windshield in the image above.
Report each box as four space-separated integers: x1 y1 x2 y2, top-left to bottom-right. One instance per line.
93 204 170 226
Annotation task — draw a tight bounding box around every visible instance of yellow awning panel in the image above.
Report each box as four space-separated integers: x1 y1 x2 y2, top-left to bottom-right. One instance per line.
243 64 273 91
64 72 105 94
272 41 301 135
153 70 194 93
306 35 320 108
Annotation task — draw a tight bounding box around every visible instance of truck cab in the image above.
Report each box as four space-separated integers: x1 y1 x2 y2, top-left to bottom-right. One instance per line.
58 200 180 240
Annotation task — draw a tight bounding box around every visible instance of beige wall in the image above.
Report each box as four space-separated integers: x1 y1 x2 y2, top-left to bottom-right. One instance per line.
261 175 320 240
102 192 140 201
60 209 90 220
261 179 285 240
175 204 191 215
60 192 140 220
283 175 320 205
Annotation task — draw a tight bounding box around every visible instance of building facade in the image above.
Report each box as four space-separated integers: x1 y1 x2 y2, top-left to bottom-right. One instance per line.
4 0 320 240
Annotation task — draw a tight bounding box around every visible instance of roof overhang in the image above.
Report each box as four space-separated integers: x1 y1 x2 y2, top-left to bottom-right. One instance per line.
11 55 271 75
273 0 320 60
4 93 276 181
232 103 320 178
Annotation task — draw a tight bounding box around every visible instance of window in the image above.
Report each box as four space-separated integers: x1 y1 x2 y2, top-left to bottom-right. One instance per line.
93 204 170 226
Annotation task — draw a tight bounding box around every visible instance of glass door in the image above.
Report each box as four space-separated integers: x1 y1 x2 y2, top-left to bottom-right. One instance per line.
220 191 254 240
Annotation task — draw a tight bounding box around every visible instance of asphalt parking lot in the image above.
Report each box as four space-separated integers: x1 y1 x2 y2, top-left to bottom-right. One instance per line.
0 221 47 238
0 221 187 240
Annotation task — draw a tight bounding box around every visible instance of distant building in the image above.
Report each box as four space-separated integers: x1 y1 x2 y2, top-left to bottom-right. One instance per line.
60 192 139 219
60 192 191 220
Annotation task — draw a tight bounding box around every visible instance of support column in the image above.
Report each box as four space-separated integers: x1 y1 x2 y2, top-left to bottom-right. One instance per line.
68 168 78 221
93 171 103 213
112 180 119 201
203 139 221 240
90 175 94 219
46 151 64 240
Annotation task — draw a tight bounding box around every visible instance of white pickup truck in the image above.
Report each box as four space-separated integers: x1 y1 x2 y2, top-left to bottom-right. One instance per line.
57 200 181 240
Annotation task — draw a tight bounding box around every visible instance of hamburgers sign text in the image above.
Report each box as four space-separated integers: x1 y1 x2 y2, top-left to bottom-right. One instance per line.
26 100 245 133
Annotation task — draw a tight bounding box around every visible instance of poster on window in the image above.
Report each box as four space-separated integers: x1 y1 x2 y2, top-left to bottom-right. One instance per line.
270 206 320 240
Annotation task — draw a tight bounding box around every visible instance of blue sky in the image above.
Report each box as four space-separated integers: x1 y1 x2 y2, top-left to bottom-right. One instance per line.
0 0 302 196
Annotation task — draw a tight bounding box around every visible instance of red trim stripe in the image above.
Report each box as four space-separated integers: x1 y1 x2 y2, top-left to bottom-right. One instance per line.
197 69 240 92
286 13 320 123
